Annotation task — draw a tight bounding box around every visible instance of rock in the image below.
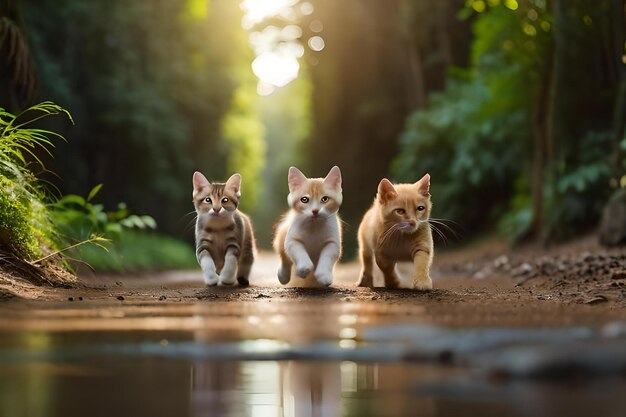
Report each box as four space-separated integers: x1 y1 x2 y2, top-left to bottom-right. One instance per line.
493 255 509 269
478 340 626 379
585 295 608 305
117 295 125 301
158 295 167 301
513 262 534 277
599 188 626 246
611 270 626 280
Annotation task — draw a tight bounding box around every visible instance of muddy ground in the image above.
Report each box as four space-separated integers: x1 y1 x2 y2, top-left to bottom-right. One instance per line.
0 235 624 331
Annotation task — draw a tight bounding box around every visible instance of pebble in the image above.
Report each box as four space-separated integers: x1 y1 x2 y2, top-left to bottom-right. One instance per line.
117 295 125 301
255 293 271 299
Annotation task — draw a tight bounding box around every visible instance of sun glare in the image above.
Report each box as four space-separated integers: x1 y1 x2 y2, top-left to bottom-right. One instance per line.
241 0 298 29
241 0 314 94
252 52 299 94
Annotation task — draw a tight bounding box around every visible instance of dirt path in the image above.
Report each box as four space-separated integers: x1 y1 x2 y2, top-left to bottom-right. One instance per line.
1 236 625 336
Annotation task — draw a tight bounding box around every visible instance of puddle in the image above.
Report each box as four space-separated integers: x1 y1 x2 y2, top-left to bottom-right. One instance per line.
1 353 626 417
1 300 626 416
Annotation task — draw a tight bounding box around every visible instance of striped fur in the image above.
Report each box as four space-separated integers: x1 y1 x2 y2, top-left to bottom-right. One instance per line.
193 172 256 286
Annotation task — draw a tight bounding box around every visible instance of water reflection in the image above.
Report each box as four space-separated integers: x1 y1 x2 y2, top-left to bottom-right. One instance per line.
2 354 626 417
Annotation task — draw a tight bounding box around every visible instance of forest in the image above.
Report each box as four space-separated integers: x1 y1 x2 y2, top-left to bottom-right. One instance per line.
1 0 624 269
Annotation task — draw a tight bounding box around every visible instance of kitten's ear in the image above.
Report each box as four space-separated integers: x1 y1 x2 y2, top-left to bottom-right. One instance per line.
415 173 430 196
323 166 342 191
225 173 242 197
193 171 210 192
377 178 397 202
288 166 307 192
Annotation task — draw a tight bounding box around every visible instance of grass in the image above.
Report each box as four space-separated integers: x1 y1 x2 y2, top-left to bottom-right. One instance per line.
0 103 72 261
69 230 197 272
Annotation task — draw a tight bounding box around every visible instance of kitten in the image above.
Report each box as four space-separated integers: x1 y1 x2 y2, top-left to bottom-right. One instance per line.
192 172 256 286
356 174 433 290
273 166 343 287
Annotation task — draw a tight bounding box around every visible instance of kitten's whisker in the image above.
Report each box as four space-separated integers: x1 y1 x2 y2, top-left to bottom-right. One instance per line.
181 211 197 219
427 219 462 240
429 223 449 247
378 224 400 247
429 217 462 226
185 215 198 233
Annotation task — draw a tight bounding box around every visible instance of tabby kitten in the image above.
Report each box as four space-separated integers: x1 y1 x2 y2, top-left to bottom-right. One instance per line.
273 166 343 286
356 174 433 290
193 172 256 286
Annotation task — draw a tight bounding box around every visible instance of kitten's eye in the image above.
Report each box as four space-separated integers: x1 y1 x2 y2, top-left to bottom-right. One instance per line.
205 197 212 204
417 206 425 211
221 197 229 204
300 197 309 204
395 208 406 215
321 196 329 203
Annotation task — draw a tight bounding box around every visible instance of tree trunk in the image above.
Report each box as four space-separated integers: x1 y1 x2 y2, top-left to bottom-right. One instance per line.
437 0 453 68
406 39 427 110
610 0 625 178
524 45 555 242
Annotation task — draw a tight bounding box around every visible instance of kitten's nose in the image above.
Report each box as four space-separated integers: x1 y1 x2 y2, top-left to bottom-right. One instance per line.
312 209 319 216
408 220 416 227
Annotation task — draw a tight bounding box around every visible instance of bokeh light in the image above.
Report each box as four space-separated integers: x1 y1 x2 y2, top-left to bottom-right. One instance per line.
308 36 325 52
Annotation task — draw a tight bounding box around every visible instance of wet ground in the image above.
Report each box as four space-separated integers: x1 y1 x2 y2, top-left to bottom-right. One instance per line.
1 238 626 416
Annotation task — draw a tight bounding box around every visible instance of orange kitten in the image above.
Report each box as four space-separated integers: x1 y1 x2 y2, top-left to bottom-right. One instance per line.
356 174 433 290
273 166 343 286
193 172 256 286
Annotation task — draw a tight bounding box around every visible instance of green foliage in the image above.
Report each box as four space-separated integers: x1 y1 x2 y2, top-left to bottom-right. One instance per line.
50 184 157 241
18 0 262 233
544 130 613 239
0 101 72 177
393 75 527 232
49 184 195 272
69 230 197 272
394 0 619 242
0 102 71 259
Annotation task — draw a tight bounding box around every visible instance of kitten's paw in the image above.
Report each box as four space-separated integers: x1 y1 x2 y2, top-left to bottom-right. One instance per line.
237 276 250 287
203 270 219 286
315 270 333 287
295 261 314 278
277 264 291 285
220 265 238 285
356 274 373 287
413 277 433 291
220 276 237 286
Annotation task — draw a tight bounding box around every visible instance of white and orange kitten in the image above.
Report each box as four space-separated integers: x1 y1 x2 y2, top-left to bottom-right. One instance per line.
273 166 343 286
356 174 433 290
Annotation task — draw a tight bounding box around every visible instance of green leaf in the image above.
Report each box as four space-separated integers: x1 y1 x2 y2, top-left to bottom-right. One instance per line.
87 183 103 202
57 194 87 207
